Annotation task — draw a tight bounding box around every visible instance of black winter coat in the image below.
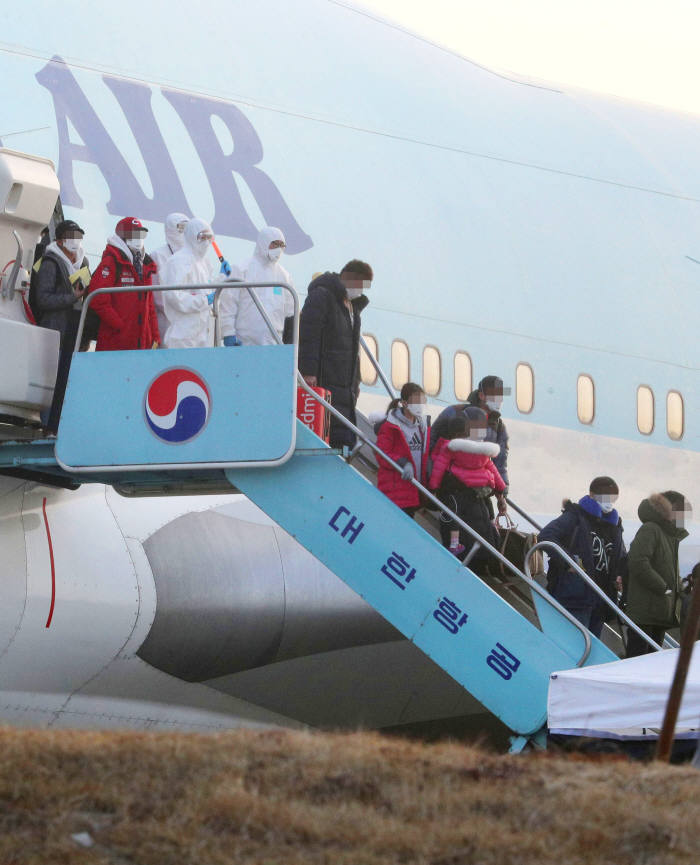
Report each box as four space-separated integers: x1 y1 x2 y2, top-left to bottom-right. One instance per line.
539 499 627 613
298 272 369 447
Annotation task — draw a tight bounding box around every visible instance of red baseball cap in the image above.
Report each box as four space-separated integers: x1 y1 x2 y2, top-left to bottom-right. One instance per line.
116 216 149 236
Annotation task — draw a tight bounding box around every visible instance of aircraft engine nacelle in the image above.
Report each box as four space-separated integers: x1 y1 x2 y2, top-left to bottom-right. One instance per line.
0 478 398 729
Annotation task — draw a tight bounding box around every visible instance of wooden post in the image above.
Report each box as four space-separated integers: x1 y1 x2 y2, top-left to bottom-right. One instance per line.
656 565 700 762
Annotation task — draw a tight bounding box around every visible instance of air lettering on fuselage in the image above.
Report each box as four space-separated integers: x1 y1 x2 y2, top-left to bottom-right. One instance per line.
36 56 312 254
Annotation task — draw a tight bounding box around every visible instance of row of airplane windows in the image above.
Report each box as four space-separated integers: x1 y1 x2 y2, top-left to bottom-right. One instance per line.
360 336 686 442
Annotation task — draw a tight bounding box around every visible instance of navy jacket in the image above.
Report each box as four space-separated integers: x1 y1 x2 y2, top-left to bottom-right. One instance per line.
539 497 628 612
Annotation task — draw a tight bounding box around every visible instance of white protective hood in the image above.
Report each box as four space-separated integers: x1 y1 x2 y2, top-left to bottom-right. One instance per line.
219 226 295 345
161 218 214 348
547 648 700 739
150 213 189 336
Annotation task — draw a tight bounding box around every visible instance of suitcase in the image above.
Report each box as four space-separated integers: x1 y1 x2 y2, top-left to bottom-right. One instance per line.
296 386 332 443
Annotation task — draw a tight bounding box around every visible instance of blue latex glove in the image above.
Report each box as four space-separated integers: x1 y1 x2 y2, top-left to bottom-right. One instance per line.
207 291 216 305
223 334 242 347
220 259 232 276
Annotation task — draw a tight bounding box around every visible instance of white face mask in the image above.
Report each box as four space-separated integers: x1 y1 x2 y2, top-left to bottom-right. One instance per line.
267 247 283 263
484 397 503 412
126 238 144 253
408 403 425 419
346 288 363 300
470 428 487 441
593 493 617 514
62 238 82 254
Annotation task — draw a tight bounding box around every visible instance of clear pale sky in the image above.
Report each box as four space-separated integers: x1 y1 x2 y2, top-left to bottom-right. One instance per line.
356 0 700 115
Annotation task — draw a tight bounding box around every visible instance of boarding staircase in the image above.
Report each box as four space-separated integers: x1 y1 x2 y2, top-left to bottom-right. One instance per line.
0 281 668 749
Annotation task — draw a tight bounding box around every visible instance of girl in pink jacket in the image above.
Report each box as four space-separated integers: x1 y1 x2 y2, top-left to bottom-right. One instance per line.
429 407 507 560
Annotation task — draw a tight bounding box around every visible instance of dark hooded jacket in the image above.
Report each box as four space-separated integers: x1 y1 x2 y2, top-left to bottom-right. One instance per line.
35 246 89 350
539 496 627 613
626 494 688 628
298 272 369 447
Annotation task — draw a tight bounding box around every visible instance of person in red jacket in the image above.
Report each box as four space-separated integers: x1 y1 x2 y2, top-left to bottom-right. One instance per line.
376 383 428 516
89 217 159 350
429 407 507 562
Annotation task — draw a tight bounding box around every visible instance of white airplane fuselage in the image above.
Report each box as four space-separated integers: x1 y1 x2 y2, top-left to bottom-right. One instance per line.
0 0 697 731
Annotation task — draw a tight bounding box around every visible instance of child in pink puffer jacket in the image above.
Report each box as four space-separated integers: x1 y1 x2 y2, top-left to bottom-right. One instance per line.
429 407 507 560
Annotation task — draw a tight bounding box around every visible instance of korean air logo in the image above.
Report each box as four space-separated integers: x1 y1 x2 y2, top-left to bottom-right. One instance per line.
144 369 211 443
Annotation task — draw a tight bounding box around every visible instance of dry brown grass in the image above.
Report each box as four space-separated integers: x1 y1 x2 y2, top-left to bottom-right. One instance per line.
0 726 697 864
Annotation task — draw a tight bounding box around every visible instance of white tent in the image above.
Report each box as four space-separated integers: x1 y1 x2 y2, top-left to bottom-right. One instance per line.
548 646 700 739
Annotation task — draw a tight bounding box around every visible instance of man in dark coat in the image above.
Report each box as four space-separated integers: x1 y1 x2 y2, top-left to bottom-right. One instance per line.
626 491 691 656
298 260 372 448
34 219 90 432
539 476 628 638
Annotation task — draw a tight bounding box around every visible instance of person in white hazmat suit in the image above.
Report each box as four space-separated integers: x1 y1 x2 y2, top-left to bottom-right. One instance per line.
150 212 189 339
162 218 236 348
219 226 295 346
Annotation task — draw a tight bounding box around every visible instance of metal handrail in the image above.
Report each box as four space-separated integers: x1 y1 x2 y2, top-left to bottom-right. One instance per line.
2 230 23 300
74 280 299 353
524 540 664 653
359 334 395 399
506 498 543 532
211 280 297 347
295 377 593 666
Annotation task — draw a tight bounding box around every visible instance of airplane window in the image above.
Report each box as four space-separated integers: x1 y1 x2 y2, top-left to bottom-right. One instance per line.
637 385 654 435
577 374 595 424
666 391 684 440
360 333 378 386
391 339 410 389
515 363 534 413
454 352 472 401
423 346 441 396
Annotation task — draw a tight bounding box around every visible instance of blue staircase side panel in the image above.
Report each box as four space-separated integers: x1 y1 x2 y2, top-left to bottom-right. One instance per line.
532 593 617 668
227 422 617 736
55 347 297 469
